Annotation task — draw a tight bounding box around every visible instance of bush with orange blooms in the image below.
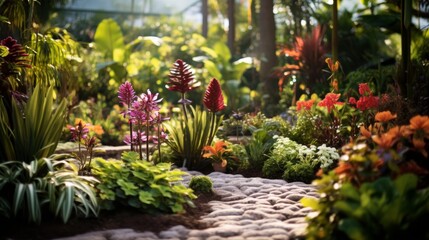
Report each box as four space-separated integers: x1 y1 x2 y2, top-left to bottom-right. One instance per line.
302 111 429 240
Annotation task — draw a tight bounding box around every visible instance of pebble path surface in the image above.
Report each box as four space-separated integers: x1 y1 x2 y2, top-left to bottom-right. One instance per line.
56 171 318 240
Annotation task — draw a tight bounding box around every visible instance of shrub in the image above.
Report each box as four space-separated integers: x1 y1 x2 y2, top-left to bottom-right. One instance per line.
244 129 275 170
91 151 196 213
289 111 318 145
282 160 318 183
188 176 213 194
302 112 429 240
262 136 338 182
303 174 429 240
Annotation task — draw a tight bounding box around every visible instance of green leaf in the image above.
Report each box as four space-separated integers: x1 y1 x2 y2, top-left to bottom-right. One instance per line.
25 183 41 223
94 18 125 59
139 191 155 204
203 59 222 80
300 197 319 210
213 42 231 63
339 218 372 240
117 179 138 196
12 183 26 216
60 185 74 223
394 173 417 195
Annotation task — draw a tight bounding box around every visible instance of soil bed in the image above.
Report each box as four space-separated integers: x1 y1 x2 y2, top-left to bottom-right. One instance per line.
0 193 220 240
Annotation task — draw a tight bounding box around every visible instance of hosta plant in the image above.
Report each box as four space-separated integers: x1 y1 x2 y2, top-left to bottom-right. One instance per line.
91 151 196 213
0 155 99 224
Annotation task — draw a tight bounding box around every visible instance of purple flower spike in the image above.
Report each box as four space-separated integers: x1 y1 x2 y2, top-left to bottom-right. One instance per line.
118 81 136 107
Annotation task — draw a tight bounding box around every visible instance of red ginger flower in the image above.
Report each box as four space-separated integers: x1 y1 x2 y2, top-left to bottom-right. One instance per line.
318 93 343 113
167 59 200 93
204 78 225 112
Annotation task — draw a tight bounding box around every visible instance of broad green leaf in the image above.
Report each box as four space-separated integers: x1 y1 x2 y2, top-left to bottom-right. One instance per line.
300 197 319 210
339 219 371 240
213 42 231 63
94 18 124 59
139 191 155 204
117 179 138 196
394 174 417 195
203 59 222 80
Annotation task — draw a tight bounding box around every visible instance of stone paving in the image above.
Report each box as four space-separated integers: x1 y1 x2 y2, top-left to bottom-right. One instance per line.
56 171 318 240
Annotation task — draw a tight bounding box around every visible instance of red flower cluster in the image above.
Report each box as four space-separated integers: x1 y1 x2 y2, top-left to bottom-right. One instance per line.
167 59 200 93
203 78 225 113
318 93 343 113
296 99 314 111
348 83 378 111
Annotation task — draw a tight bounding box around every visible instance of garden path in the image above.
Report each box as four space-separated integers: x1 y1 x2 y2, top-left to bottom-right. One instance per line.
55 171 318 240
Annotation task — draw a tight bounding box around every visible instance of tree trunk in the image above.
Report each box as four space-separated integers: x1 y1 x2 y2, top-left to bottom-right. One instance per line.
259 0 278 106
227 0 235 55
202 0 208 38
332 0 338 62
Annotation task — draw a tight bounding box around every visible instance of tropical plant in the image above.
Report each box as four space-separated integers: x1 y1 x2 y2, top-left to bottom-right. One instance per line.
202 140 239 172
165 106 222 170
188 176 213 194
165 62 225 170
0 155 99 224
0 84 67 163
91 151 196 213
244 129 275 170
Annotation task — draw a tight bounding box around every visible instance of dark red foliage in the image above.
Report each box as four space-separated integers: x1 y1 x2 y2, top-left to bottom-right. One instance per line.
203 78 225 112
167 59 200 93
0 36 31 77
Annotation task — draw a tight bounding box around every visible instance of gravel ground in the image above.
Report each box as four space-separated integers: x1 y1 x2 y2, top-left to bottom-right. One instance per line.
55 171 318 240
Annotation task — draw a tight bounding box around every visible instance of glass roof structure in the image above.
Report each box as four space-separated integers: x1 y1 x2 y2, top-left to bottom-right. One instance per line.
58 0 200 16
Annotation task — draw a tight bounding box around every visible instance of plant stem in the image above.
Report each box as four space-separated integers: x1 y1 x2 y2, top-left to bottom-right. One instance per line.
146 116 150 162
208 112 216 146
138 122 142 160
157 123 161 165
129 120 133 151
181 93 188 122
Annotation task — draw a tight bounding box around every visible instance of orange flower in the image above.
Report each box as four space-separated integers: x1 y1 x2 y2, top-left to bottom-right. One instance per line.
325 58 339 72
334 161 352 175
375 111 397 123
90 125 105 136
203 141 230 167
360 125 372 138
412 138 428 157
372 133 396 149
408 115 429 138
386 126 404 139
